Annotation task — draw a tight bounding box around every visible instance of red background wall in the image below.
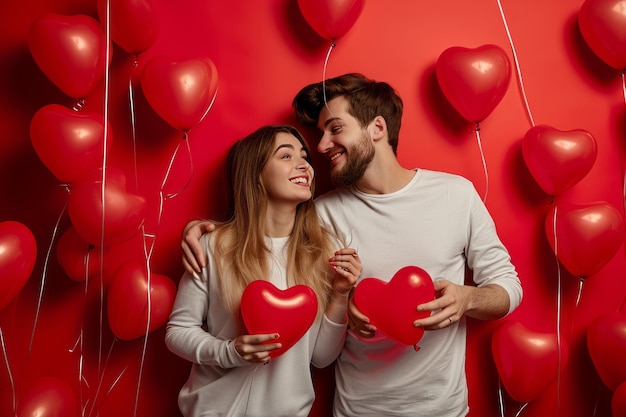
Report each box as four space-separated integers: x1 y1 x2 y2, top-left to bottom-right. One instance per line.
1 0 625 416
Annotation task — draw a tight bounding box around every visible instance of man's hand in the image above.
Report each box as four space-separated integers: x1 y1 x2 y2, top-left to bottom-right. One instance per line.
347 291 377 338
181 220 216 274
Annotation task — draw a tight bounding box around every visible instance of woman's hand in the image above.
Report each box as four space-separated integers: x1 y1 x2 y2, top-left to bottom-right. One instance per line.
233 333 282 364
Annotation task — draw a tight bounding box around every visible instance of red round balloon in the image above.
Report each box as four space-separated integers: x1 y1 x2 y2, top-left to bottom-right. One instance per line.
0 221 37 311
298 0 366 41
492 321 569 403
587 312 626 391
56 226 101 282
141 56 218 132
614 382 626 417
353 265 435 347
30 104 109 184
17 376 77 417
522 125 597 196
28 13 109 99
68 168 146 247
579 0 626 69
107 261 176 341
241 280 318 358
436 44 511 123
545 201 624 278
97 0 160 54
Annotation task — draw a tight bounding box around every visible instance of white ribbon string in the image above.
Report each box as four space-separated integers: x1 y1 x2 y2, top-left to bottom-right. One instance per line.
475 125 489 203
552 205 563 415
0 327 17 417
496 0 535 127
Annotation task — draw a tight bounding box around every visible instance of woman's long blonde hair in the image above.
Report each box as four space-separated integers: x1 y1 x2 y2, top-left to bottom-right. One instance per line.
212 125 337 325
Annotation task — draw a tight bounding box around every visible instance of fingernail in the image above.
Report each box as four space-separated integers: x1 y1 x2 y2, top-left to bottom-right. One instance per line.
192 271 201 280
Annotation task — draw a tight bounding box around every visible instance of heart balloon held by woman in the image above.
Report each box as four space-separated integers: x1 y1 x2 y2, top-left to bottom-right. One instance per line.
240 280 318 358
353 265 435 348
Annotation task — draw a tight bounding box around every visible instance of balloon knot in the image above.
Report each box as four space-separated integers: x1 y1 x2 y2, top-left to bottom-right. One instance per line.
72 99 85 112
183 132 189 140
413 344 421 352
475 123 481 132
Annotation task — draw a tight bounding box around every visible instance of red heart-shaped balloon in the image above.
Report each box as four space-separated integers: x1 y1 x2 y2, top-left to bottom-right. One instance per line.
141 56 218 132
613 382 626 416
492 321 569 403
97 0 160 54
353 266 435 347
0 221 37 311
579 0 626 70
107 261 177 341
240 280 318 358
297 0 366 41
17 376 77 417
545 201 624 278
28 13 109 99
587 312 626 391
56 226 102 282
436 44 510 123
522 125 597 196
68 168 146 247
30 104 109 184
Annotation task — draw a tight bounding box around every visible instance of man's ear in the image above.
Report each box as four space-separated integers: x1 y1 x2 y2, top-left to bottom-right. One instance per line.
369 115 387 142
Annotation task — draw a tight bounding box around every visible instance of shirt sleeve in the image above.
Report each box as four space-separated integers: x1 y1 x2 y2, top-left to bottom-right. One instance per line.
311 314 348 368
165 235 248 369
465 189 523 315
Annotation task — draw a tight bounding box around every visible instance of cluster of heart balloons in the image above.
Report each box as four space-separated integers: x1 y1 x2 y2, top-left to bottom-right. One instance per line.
26 1 217 344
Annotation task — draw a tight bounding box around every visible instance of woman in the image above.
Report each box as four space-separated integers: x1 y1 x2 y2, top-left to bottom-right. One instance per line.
165 125 360 417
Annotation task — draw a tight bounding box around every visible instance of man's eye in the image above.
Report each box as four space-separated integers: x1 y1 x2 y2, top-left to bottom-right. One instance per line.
331 125 341 133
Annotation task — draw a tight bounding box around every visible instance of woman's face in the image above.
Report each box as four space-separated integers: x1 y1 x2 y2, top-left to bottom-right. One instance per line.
260 132 314 207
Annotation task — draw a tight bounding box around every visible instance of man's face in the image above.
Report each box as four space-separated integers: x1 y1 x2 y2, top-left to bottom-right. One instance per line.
316 96 374 187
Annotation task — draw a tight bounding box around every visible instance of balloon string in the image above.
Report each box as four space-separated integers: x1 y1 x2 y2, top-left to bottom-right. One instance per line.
497 378 505 417
514 402 529 417
29 197 68 356
87 337 117 417
575 278 584 307
191 85 219 134
129 58 139 193
475 124 489 203
322 40 336 114
621 71 626 240
552 205 563 415
0 327 17 417
162 135 194 200
496 0 535 127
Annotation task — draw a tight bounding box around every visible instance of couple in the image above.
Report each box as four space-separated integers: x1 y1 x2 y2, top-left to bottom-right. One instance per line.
168 73 523 417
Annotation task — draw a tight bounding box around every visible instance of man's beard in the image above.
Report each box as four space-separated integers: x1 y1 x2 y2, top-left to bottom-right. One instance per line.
331 134 375 187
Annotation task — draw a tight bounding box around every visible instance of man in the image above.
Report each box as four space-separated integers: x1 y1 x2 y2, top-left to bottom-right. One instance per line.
182 73 522 416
